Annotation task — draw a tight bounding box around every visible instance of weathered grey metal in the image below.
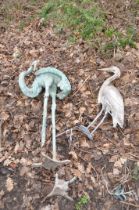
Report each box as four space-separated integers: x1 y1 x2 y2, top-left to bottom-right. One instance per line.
78 66 124 139
32 153 70 171
46 173 76 201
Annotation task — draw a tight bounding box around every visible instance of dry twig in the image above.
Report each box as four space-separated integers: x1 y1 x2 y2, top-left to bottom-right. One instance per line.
72 75 90 96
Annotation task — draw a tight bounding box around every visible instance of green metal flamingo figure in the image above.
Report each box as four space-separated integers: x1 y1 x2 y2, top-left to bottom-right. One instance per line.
19 61 71 170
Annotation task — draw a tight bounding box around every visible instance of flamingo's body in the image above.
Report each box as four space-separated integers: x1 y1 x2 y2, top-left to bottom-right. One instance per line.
19 61 71 152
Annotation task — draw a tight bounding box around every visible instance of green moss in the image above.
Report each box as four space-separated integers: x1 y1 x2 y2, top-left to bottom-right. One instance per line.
75 194 89 210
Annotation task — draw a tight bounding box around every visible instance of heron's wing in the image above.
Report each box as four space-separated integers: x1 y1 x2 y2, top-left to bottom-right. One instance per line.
101 85 124 128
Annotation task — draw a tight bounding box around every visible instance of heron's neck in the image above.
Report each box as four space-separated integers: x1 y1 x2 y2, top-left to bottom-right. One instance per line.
101 73 119 88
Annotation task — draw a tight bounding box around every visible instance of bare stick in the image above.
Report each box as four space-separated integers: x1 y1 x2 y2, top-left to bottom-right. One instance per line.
56 126 77 138
72 75 90 96
120 201 139 208
0 119 2 148
51 85 57 160
87 107 103 128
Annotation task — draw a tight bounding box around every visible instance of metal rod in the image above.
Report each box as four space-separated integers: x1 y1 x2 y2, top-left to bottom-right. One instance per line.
87 107 103 129
41 91 49 147
51 85 57 160
91 112 107 135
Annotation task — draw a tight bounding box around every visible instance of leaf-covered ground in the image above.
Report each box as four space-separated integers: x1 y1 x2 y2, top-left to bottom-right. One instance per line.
0 1 139 210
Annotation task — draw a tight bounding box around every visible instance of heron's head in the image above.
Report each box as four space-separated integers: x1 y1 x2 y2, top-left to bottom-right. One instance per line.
98 66 121 77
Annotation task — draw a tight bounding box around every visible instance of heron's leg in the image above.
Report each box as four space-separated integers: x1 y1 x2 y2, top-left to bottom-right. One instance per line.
41 90 49 147
87 107 104 129
51 85 57 160
91 112 107 135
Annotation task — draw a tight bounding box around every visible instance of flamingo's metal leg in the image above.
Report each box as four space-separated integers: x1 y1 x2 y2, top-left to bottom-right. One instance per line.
41 78 53 147
87 107 103 129
34 82 70 170
91 112 107 135
51 85 57 160
41 91 49 147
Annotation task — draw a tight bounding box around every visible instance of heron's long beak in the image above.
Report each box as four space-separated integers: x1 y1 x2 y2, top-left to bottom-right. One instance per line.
98 67 112 72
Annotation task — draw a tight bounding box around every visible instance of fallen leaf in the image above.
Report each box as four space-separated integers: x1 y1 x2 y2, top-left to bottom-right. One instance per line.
113 168 120 176
1 112 10 121
6 177 14 192
40 205 51 210
77 163 85 173
114 158 127 168
86 162 92 174
69 151 78 160
90 176 96 185
20 166 29 176
109 155 118 163
80 138 90 148
71 168 82 178
79 107 86 114
114 160 122 168
63 103 73 117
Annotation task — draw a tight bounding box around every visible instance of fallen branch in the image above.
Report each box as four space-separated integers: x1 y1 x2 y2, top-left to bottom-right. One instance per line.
72 75 90 96
120 201 139 208
0 119 3 149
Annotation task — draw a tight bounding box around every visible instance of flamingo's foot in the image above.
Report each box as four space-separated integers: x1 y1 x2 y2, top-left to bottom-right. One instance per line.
32 153 70 171
46 173 76 201
77 125 93 140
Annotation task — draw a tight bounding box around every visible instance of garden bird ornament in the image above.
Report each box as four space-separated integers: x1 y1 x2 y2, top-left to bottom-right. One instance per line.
78 66 124 140
19 61 71 170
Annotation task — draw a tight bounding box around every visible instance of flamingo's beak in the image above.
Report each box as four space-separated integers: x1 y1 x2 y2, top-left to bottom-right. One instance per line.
32 60 39 71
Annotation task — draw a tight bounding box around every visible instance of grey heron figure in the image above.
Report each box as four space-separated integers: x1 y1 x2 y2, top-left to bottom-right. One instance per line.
78 66 124 140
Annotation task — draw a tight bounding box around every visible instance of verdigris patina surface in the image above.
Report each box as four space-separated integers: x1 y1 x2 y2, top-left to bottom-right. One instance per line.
19 61 71 170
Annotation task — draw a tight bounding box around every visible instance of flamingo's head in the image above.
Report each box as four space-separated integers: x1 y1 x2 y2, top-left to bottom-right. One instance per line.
26 60 39 74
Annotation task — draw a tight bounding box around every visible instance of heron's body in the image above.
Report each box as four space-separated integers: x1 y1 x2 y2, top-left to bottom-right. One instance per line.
98 84 124 128
78 66 124 140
